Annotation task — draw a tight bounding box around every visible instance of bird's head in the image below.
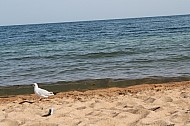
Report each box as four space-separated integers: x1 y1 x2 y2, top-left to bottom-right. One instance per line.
33 83 38 88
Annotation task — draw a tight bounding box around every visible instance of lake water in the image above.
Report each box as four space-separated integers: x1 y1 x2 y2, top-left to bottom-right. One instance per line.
1 14 190 86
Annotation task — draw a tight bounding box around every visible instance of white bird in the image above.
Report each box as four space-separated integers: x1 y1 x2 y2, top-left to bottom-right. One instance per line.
33 83 54 98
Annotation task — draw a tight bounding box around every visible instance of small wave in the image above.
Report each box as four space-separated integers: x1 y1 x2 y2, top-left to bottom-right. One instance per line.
159 55 190 62
6 55 42 61
165 26 190 30
80 50 134 59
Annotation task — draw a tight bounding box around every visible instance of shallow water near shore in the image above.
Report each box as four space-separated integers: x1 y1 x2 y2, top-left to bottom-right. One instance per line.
1 76 190 96
1 14 190 86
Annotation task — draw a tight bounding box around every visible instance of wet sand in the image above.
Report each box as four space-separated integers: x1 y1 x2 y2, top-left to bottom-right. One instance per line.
0 81 190 126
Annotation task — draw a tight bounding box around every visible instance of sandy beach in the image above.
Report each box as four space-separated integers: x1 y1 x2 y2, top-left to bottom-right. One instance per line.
0 81 190 126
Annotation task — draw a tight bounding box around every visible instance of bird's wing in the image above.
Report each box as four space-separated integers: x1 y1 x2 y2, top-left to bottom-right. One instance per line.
37 88 53 96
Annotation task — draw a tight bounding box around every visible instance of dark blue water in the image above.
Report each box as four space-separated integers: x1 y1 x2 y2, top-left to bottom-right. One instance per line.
1 14 190 86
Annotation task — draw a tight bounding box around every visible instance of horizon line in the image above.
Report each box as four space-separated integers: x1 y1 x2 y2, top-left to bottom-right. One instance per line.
1 13 190 27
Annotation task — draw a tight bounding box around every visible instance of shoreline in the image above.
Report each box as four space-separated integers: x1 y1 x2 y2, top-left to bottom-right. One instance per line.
1 80 190 103
1 76 190 96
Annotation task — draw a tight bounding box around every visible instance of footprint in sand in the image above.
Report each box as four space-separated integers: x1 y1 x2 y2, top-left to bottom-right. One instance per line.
29 122 58 126
161 96 173 102
139 119 173 126
0 119 19 126
170 112 190 124
143 97 156 103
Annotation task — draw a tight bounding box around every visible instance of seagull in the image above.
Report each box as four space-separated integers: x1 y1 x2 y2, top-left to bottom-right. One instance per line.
33 83 54 98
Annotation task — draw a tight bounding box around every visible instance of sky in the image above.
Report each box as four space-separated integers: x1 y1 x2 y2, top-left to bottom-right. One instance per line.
0 0 190 26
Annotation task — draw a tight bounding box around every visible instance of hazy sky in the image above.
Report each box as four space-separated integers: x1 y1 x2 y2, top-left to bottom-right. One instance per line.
0 0 190 26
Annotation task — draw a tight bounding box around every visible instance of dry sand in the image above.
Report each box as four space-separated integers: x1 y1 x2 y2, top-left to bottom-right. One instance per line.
1 81 190 126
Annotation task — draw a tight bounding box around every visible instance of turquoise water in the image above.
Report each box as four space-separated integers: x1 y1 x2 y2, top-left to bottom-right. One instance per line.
1 14 190 86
